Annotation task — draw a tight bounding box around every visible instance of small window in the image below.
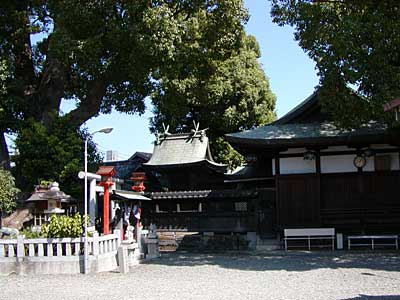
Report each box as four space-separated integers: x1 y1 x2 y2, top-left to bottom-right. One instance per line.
235 202 248 212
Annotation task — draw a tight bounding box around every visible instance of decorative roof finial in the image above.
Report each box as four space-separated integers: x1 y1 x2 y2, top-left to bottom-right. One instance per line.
191 120 200 135
162 123 171 136
155 123 171 145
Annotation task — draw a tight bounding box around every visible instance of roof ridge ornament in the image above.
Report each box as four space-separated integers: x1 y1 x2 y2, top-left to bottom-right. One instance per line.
190 120 208 142
155 123 171 145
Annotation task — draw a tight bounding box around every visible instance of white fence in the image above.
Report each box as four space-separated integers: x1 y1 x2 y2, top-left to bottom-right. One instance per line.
0 232 121 275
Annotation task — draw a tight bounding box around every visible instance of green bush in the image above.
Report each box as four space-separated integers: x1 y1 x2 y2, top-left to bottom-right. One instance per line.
41 213 85 238
19 227 43 239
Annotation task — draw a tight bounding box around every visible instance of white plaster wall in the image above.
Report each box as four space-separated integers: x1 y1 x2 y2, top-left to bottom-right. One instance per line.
279 157 315 174
272 145 399 175
320 154 358 173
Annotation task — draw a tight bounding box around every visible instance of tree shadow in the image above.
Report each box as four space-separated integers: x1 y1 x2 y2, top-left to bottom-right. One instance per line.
144 250 400 273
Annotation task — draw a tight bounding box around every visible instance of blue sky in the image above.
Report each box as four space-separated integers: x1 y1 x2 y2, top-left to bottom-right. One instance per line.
33 1 319 160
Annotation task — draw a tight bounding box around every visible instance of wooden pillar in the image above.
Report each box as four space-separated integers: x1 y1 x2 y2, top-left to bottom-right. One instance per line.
274 152 281 231
274 154 280 176
315 150 322 225
315 150 321 174
96 166 116 236
103 186 110 235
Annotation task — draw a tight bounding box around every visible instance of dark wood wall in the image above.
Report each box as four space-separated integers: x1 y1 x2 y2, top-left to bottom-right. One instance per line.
277 174 320 228
277 171 400 233
143 198 258 233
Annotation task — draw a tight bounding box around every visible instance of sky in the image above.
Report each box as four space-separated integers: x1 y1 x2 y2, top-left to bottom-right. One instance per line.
43 1 319 160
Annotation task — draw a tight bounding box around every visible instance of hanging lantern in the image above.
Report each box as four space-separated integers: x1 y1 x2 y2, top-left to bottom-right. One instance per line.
131 172 146 192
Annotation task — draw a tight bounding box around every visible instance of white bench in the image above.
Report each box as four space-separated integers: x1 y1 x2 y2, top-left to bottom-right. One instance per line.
284 228 335 251
347 235 398 250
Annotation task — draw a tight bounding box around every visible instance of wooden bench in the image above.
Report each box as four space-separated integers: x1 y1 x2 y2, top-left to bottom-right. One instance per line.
284 228 335 251
347 235 398 250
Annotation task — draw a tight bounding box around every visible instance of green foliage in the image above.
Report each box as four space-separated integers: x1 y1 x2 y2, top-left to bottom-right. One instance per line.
270 0 400 128
151 34 276 169
212 138 244 170
13 120 102 197
41 213 85 238
0 168 19 214
19 227 43 239
1 0 260 187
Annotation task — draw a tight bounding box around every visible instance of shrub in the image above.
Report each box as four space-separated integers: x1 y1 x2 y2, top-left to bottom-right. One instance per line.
41 213 85 238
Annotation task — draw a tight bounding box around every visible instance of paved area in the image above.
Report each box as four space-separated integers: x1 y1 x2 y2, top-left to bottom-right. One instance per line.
1 251 400 300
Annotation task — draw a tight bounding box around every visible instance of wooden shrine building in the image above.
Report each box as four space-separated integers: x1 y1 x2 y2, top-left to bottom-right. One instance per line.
226 92 400 235
142 129 259 234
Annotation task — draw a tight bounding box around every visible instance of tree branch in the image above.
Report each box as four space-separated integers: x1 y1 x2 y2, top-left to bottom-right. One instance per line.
65 78 107 128
38 56 65 127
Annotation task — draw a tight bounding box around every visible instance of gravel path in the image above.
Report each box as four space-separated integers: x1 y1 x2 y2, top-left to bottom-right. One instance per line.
1 251 400 300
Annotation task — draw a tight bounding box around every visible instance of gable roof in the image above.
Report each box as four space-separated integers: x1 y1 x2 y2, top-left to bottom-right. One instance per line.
143 132 226 173
103 151 152 180
128 151 152 161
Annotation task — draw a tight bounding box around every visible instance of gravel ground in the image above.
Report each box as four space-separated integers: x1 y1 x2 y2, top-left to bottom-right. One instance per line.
1 251 400 300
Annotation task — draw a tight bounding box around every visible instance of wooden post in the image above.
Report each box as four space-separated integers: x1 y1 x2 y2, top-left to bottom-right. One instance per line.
103 187 110 235
274 152 281 231
96 166 115 235
315 150 321 174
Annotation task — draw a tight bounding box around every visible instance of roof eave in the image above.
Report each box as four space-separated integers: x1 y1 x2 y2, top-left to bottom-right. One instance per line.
226 132 393 149
143 160 226 173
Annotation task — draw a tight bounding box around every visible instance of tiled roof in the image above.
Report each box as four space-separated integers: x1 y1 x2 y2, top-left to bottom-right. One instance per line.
144 132 225 172
149 189 258 200
103 152 151 180
226 122 388 147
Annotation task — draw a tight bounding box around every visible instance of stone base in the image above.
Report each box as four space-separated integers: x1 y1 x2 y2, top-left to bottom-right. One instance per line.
145 238 160 259
0 253 118 275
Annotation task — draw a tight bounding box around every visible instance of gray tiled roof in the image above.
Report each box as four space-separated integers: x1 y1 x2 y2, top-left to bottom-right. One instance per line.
103 152 151 180
226 122 387 145
144 133 225 171
149 189 258 200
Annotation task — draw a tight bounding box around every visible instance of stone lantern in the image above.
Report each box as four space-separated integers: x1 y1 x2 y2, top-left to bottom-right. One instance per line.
40 182 69 214
26 182 72 225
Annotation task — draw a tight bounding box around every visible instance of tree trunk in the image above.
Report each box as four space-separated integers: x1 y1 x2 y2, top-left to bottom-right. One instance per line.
0 132 10 170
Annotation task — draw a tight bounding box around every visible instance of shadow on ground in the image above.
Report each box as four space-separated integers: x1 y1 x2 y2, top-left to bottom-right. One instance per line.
340 295 400 300
144 250 400 273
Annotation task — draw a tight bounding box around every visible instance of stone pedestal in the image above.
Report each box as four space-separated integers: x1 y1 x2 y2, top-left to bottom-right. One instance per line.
117 245 129 274
145 238 160 259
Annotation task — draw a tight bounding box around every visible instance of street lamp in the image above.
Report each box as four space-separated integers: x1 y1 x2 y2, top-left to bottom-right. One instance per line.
84 127 113 274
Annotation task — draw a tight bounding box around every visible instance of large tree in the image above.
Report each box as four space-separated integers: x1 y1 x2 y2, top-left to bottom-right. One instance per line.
1 0 253 187
151 34 276 168
270 0 400 127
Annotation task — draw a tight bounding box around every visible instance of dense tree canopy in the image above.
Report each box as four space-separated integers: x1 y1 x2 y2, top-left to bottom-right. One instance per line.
1 0 276 185
270 0 400 128
151 34 276 168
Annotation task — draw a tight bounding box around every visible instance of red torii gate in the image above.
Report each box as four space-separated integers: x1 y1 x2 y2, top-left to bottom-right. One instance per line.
96 166 115 235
